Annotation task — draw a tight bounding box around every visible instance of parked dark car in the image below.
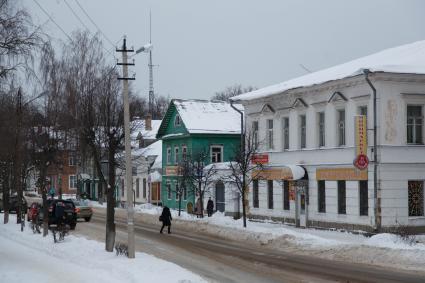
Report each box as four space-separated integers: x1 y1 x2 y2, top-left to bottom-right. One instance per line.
0 195 27 213
38 199 77 230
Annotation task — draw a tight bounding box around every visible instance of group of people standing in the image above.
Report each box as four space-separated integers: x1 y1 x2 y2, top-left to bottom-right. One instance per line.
159 197 215 234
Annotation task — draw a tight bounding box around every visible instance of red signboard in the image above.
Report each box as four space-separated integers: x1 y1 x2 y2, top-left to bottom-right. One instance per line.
354 154 369 170
251 154 269 164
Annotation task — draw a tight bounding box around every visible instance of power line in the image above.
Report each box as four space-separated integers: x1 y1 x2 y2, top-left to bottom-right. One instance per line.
74 0 116 48
62 0 115 58
33 0 73 42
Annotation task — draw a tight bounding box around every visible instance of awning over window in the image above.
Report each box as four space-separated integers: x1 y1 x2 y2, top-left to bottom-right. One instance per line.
79 173 91 180
252 165 305 180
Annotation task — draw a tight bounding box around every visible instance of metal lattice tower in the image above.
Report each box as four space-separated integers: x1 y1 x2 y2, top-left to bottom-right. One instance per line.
148 11 155 118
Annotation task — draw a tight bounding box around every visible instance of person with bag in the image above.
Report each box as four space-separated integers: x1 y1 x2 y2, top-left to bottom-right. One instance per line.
159 206 172 234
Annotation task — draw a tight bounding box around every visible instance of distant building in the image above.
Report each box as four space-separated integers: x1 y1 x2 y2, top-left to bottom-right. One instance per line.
156 99 242 214
233 40 425 232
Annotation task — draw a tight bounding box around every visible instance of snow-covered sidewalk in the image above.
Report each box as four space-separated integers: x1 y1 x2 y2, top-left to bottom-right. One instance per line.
0 214 205 283
126 203 425 271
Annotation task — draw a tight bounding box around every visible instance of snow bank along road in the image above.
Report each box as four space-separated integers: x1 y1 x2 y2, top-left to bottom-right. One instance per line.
74 208 425 283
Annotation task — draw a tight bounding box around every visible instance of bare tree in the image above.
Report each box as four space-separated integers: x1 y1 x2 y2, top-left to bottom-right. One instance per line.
225 131 263 228
212 84 256 102
184 148 218 218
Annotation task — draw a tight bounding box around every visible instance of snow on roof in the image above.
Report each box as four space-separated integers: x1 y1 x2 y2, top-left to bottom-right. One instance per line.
131 119 162 140
140 140 162 158
174 99 243 134
232 40 425 101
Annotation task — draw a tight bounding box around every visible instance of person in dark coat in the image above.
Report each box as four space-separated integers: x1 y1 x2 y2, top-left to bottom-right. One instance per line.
207 197 214 217
159 206 172 234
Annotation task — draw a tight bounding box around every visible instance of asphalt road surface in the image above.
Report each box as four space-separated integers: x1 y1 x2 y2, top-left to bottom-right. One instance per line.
74 210 425 283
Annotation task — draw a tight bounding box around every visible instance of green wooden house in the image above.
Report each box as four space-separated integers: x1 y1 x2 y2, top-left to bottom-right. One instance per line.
156 99 242 212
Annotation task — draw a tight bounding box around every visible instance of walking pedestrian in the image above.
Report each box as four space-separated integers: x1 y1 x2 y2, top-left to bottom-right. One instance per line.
196 197 203 218
207 197 214 217
159 206 172 234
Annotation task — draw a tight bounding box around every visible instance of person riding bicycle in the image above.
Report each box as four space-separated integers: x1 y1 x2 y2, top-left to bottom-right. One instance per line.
54 202 66 229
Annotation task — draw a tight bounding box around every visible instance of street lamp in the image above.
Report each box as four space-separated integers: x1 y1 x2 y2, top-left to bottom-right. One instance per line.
135 43 153 55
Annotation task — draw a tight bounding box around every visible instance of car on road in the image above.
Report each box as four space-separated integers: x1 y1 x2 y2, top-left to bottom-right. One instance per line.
70 199 93 222
0 194 27 213
38 199 77 230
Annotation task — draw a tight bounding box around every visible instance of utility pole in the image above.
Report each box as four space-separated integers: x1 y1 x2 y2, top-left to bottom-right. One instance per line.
116 36 136 258
148 11 155 118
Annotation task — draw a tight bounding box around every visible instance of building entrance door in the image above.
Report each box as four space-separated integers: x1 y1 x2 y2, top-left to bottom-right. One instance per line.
215 181 225 212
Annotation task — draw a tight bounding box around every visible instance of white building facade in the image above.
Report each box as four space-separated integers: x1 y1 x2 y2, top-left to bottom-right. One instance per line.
234 41 425 232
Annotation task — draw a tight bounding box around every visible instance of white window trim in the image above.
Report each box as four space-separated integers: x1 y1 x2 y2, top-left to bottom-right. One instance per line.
182 145 187 160
336 108 346 147
174 114 182 126
266 119 274 150
210 145 224 163
282 116 289 151
317 112 325 148
406 104 424 145
69 175 77 189
174 146 179 164
167 147 171 165
166 181 172 200
299 114 307 149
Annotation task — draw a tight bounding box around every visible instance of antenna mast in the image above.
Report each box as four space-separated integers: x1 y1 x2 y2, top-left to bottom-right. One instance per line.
148 10 155 118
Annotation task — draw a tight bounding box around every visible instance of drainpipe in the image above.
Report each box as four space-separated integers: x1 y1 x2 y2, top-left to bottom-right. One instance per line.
230 101 247 226
363 69 380 232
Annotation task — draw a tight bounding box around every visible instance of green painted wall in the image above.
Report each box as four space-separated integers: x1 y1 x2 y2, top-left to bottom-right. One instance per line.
159 104 240 210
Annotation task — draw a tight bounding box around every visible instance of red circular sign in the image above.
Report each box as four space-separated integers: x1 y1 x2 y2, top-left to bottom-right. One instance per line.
354 154 369 170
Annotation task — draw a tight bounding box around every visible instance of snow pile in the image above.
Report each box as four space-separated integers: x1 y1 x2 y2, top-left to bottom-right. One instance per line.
135 203 163 215
0 214 205 283
87 200 107 208
233 40 425 101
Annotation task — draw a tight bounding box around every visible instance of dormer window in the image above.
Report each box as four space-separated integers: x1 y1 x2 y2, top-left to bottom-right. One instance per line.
174 114 182 126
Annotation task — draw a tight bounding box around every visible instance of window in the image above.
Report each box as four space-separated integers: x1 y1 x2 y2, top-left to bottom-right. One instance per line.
136 178 140 198
283 180 289 210
252 121 259 148
283 117 289 150
167 147 171 164
318 180 326 213
253 180 259 208
166 182 172 200
359 181 368 216
267 119 274 150
267 180 273 209
300 115 306 148
337 109 346 146
143 178 147 198
211 146 223 163
408 181 424 216
121 179 125 197
174 114 182 126
69 175 77 189
183 184 187 200
318 112 325 147
407 105 423 144
338 181 346 214
182 146 187 160
174 147 179 164
175 182 180 200
358 106 368 116
68 152 76 166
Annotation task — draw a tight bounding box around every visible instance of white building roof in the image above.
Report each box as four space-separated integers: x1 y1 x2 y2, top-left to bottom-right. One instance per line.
173 100 243 134
131 119 162 140
232 40 425 101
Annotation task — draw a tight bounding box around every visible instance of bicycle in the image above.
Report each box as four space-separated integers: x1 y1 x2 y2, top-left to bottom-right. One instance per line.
52 223 69 243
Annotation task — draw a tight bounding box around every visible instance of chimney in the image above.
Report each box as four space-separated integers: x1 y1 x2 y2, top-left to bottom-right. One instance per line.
145 114 152 131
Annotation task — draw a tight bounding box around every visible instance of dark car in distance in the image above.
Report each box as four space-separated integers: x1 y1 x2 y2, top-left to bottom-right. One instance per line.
0 195 27 213
38 199 77 230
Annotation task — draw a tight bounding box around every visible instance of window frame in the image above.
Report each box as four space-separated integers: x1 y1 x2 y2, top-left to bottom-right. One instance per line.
182 145 187 161
210 145 223 163
359 180 368 216
300 114 306 149
318 180 326 213
69 175 77 189
166 147 171 165
318 112 325 148
337 109 346 146
267 180 274 209
136 178 140 198
282 117 289 150
253 180 259 208
337 180 346 214
408 180 424 217
174 114 182 126
407 105 423 145
267 119 274 150
143 178 147 199
68 152 76 166
174 146 180 165
252 121 259 148
166 181 172 200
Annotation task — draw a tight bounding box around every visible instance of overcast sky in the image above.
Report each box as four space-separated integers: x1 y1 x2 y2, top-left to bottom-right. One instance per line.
23 0 425 100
